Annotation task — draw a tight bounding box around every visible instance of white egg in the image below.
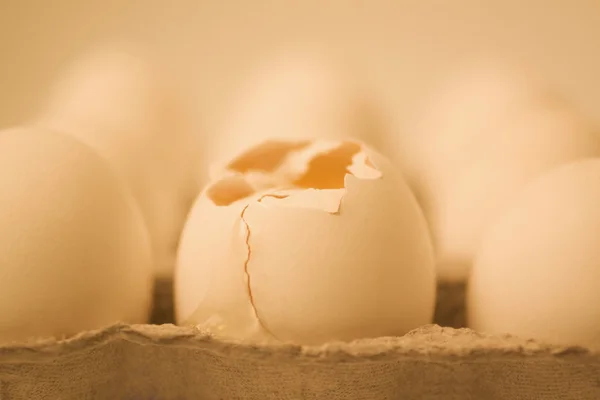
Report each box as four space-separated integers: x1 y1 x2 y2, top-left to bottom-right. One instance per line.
430 105 600 282
176 139 435 345
406 59 600 282
37 45 201 278
0 127 153 343
406 58 553 183
467 158 600 347
208 49 388 176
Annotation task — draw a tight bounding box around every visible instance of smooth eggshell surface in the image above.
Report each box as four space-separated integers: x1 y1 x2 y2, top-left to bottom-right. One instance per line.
429 105 600 282
0 128 153 343
176 141 436 345
467 158 600 347
38 46 201 278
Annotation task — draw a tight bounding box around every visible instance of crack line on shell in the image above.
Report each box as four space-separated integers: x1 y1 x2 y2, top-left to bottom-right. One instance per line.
239 193 288 340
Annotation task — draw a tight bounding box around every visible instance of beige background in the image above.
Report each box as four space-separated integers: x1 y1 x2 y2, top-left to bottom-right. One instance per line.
0 0 599 136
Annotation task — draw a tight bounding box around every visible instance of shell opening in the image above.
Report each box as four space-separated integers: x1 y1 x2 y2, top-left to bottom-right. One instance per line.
292 141 362 189
226 140 311 173
207 139 381 207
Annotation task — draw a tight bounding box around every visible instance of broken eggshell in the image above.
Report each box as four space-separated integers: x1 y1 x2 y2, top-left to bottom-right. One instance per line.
175 139 436 345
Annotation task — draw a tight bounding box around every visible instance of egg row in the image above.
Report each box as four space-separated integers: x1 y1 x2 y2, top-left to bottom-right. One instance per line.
0 44 598 348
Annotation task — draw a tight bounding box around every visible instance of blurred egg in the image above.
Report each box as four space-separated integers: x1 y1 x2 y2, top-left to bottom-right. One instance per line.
0 127 153 343
37 44 201 278
208 49 388 177
176 139 435 345
467 158 600 347
405 58 554 182
405 59 600 282
430 105 600 282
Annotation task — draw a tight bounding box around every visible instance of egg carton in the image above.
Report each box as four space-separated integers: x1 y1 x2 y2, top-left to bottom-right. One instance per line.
0 279 598 400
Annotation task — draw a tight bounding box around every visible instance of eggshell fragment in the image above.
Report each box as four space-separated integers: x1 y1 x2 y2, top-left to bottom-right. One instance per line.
0 127 153 343
37 45 200 278
176 139 436 345
467 158 600 347
208 49 388 176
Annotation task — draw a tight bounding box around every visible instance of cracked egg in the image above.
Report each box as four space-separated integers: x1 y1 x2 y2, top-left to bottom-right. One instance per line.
175 139 436 345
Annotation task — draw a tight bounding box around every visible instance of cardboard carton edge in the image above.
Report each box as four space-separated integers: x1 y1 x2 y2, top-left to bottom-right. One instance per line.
0 323 597 365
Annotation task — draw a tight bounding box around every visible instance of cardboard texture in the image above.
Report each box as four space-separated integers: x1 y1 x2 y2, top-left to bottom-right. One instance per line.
1 281 599 400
